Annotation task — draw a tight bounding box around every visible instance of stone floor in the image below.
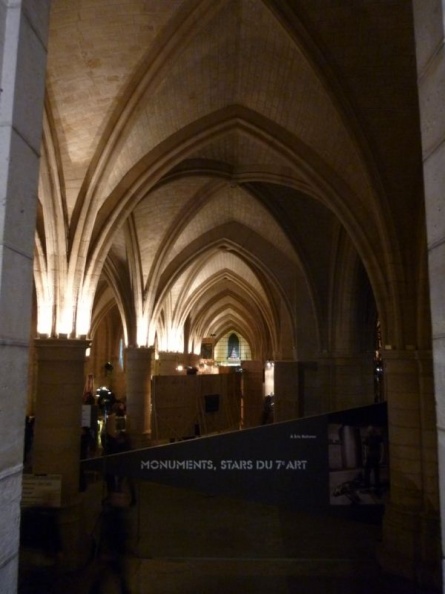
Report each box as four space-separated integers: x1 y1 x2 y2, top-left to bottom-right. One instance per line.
18 478 441 594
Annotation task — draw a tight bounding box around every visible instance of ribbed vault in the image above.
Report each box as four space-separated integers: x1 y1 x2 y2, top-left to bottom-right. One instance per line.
36 0 427 365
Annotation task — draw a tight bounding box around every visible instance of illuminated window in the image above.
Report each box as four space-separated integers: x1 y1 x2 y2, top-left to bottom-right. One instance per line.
119 338 124 369
228 333 240 359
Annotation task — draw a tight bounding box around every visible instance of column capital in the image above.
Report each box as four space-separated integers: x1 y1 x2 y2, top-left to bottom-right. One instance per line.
34 337 91 361
125 345 154 356
380 347 432 361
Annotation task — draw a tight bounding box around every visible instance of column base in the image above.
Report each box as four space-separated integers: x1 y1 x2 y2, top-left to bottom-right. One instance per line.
377 503 441 590
58 499 95 571
20 498 94 573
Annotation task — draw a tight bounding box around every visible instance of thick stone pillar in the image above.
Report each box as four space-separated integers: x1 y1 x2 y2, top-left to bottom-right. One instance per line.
32 338 90 569
187 353 200 370
274 361 299 421
125 346 154 448
317 353 375 413
156 351 185 375
33 339 90 502
413 2 445 588
378 349 440 588
0 3 50 592
241 360 264 428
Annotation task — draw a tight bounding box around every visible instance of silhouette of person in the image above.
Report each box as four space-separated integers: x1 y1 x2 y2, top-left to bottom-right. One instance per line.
363 425 383 492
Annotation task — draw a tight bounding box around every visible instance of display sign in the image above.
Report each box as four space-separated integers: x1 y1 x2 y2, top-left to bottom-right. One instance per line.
82 402 387 512
83 415 329 509
21 474 62 508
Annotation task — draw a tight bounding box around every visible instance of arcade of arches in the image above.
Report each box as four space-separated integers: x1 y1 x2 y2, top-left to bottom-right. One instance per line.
3 1 445 592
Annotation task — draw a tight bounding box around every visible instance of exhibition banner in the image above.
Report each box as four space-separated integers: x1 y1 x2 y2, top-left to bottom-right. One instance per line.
82 402 387 511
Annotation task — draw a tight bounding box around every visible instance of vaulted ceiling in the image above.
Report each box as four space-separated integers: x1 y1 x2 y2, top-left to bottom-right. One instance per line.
37 0 424 358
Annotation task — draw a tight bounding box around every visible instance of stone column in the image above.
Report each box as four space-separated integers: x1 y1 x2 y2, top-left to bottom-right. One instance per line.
0 3 50 592
241 360 264 428
317 353 375 413
274 361 299 421
125 346 154 448
156 351 185 375
33 338 90 502
32 338 90 569
187 353 200 370
413 1 445 586
378 348 440 588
